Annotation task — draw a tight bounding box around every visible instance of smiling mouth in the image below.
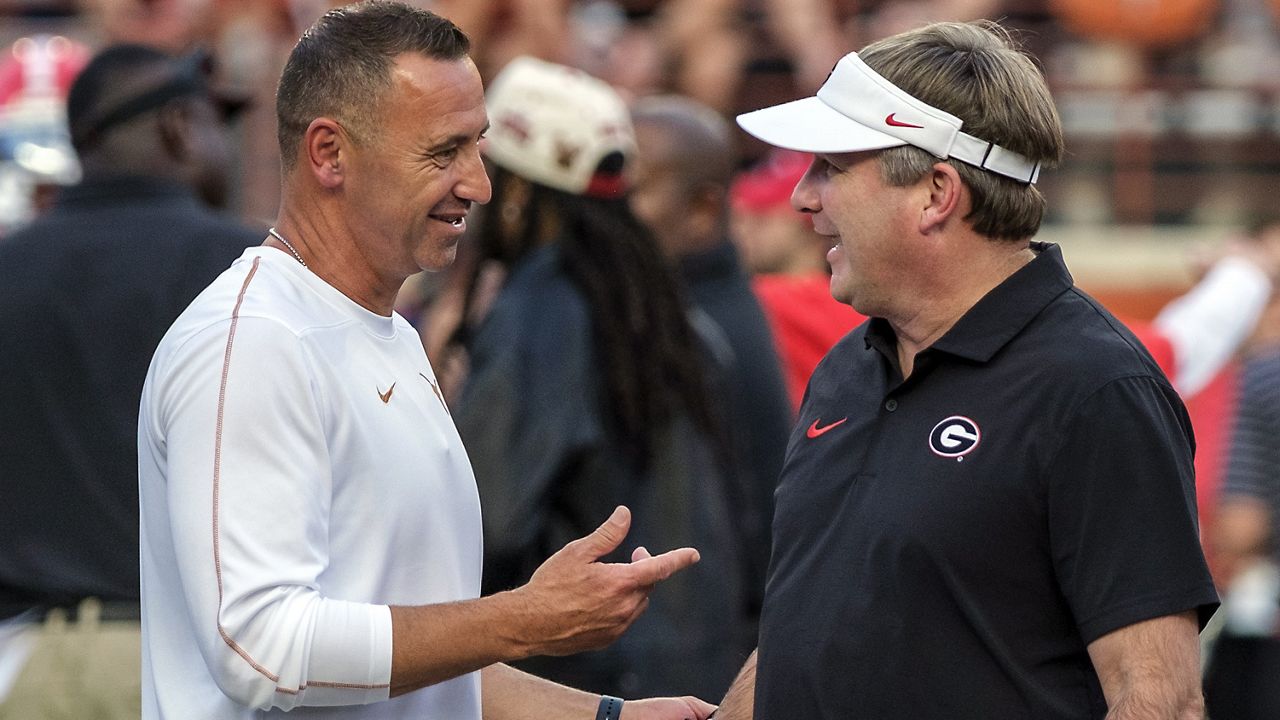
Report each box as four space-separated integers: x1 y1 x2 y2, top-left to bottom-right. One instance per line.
430 214 466 228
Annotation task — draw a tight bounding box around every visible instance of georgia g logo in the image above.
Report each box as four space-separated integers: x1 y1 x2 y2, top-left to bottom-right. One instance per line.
929 415 981 461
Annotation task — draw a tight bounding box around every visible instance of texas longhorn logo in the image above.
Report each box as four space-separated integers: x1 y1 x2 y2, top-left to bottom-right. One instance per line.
929 415 980 460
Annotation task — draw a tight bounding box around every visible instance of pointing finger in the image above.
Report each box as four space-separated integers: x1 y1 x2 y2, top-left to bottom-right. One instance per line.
628 546 700 585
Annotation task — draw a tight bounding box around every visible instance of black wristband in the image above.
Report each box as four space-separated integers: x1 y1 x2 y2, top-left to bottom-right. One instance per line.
595 694 624 720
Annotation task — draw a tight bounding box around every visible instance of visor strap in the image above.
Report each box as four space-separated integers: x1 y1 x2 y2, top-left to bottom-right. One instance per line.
945 131 1038 184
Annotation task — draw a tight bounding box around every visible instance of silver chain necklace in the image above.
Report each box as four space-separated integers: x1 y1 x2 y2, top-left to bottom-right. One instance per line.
267 227 306 267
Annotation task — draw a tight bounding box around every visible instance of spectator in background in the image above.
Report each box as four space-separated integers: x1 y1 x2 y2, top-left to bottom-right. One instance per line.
1113 224 1280 551
628 93 791 631
1213 229 1280 584
453 56 755 701
1204 343 1280 720
1201 219 1280 720
1150 229 1279 399
0 43 261 718
730 149 863 411
0 34 89 236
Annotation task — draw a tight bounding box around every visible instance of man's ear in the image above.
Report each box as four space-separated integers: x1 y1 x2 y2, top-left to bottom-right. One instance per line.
304 117 348 189
919 162 965 235
155 102 191 162
688 183 726 238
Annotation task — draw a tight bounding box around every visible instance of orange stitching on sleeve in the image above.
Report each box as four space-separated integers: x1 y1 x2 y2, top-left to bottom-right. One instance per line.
211 257 390 696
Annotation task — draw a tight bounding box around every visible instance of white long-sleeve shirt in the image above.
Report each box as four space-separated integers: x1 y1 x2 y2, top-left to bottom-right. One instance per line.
138 248 482 719
1155 255 1273 398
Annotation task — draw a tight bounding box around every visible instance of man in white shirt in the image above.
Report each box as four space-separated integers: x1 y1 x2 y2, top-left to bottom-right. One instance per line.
137 2 714 718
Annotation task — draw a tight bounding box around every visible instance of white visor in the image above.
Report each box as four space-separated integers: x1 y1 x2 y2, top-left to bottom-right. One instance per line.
737 53 1041 184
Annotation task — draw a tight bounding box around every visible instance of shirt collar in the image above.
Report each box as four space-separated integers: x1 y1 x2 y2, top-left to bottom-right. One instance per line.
865 242 1074 364
56 174 197 207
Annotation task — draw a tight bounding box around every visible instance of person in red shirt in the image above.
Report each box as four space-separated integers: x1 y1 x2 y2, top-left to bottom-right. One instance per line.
1130 231 1280 563
730 149 863 411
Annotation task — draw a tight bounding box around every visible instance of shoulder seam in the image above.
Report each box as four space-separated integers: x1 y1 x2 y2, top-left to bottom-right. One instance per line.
1039 373 1181 491
1065 287 1175 388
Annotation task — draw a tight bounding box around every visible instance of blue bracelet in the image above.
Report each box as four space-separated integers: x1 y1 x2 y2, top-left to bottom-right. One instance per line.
595 695 624 720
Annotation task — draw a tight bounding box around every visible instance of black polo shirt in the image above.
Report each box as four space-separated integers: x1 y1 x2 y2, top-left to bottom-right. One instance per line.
0 175 260 618
755 243 1218 720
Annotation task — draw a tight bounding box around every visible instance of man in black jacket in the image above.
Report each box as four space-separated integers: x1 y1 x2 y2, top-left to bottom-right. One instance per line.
0 44 260 718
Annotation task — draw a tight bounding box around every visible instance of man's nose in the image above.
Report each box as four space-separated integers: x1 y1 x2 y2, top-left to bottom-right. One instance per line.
458 145 492 205
792 159 822 214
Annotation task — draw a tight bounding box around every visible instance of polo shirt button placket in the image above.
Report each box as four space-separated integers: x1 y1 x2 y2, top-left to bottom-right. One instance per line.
884 398 898 412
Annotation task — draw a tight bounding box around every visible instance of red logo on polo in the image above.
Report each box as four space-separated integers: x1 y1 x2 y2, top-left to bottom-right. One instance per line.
807 417 847 439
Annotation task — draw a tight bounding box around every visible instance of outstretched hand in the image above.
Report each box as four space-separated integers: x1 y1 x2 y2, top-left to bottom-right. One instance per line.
511 506 700 658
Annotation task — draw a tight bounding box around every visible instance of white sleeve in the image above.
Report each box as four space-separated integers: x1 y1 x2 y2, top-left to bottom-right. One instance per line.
158 316 393 711
1153 256 1273 398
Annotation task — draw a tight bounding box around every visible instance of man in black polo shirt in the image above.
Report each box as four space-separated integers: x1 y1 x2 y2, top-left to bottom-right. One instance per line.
0 45 259 717
714 21 1219 720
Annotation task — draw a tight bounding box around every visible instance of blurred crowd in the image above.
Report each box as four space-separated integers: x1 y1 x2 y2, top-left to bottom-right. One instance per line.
4 0 1280 227
3 0 1280 717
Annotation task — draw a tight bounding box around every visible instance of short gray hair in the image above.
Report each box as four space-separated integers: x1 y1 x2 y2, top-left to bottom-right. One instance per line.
860 21 1064 240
